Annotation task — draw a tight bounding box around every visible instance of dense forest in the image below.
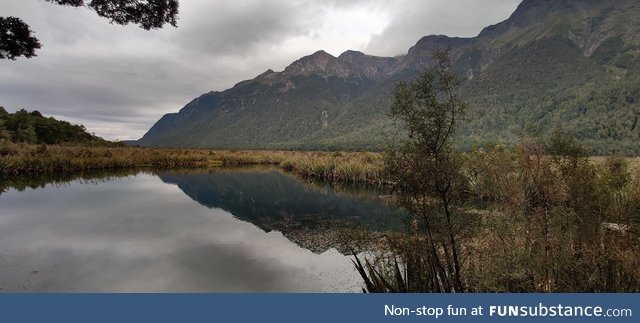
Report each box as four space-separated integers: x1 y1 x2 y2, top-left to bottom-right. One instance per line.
0 107 109 146
137 0 640 156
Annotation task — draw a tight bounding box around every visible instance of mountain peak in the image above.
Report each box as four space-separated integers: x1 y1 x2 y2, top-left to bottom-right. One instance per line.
256 69 275 79
476 0 638 56
301 50 336 65
282 49 397 80
284 50 337 75
140 0 640 154
408 35 472 57
338 50 365 59
310 50 334 58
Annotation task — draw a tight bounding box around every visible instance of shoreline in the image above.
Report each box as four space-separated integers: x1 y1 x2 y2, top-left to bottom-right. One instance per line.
0 144 387 185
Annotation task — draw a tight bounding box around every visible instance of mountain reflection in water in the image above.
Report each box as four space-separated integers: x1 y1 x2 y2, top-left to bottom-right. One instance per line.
159 168 406 252
0 167 405 292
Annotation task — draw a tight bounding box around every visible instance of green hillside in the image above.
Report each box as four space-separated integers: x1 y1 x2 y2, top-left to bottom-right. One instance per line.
0 107 109 146
138 0 640 155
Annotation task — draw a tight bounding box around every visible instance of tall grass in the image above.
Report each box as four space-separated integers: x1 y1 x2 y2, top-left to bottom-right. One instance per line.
355 141 640 293
279 151 385 184
0 143 386 184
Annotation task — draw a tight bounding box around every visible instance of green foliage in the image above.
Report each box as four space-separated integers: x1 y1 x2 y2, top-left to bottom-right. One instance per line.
1 1 179 60
0 108 107 145
358 50 469 293
602 155 631 190
352 134 640 293
0 17 41 59
0 144 388 187
459 35 640 155
471 140 640 292
140 39 640 155
138 1 640 155
545 129 588 178
45 0 180 30
464 142 517 202
592 37 626 65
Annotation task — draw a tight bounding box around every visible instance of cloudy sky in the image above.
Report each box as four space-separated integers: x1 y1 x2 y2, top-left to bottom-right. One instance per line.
0 0 521 140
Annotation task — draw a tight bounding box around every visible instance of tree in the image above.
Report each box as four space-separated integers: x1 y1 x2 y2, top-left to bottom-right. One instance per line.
15 124 38 144
0 0 179 60
545 128 587 178
0 17 42 59
0 107 11 141
354 49 468 292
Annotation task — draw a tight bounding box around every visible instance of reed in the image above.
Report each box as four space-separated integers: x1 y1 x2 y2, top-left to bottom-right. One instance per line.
0 143 386 184
355 142 640 293
279 151 386 184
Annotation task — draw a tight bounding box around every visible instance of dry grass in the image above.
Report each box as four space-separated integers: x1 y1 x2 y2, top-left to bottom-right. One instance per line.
0 143 385 184
0 144 294 174
591 156 640 173
280 151 385 184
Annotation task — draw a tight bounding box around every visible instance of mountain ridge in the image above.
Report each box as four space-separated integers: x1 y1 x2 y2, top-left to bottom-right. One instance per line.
138 0 640 154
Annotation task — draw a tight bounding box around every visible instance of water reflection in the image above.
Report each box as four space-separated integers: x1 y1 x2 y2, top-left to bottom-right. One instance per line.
159 168 406 252
0 168 404 292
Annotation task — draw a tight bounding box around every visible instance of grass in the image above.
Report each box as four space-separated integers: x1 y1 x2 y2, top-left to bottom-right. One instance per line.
0 143 386 184
3 141 639 292
591 156 640 175
3 143 637 186
279 151 385 184
354 143 640 293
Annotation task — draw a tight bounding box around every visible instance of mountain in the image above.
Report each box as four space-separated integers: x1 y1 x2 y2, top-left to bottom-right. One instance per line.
138 0 640 155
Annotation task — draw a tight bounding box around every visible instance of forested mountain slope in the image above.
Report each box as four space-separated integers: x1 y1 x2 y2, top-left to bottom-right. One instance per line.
138 0 640 155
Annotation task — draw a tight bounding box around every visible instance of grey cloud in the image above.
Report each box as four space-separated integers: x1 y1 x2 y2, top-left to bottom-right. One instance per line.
172 0 310 57
1 55 207 120
365 0 522 56
0 0 522 140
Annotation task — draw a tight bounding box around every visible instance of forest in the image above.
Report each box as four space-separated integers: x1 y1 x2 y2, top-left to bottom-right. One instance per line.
0 107 109 145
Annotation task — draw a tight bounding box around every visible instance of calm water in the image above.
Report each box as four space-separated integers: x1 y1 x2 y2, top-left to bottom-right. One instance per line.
0 168 405 292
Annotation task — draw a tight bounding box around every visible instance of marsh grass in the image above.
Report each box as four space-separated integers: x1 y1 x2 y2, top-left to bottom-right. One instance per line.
0 143 387 184
280 151 385 184
3 142 640 292
355 141 640 293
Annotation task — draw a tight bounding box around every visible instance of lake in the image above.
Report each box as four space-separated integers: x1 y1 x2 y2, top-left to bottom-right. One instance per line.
0 167 406 292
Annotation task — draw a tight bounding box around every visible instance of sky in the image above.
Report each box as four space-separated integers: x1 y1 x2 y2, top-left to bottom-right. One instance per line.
0 0 521 141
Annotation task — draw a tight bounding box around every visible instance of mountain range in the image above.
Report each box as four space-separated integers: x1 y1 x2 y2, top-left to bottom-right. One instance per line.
137 0 640 155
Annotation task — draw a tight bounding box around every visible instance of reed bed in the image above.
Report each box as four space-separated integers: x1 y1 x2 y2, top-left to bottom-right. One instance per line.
0 143 386 184
280 151 385 184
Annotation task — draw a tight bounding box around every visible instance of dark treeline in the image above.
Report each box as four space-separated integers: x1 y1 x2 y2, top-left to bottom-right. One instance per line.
0 107 110 145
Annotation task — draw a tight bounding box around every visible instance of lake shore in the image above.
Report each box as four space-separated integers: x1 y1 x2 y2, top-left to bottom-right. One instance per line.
2 143 638 184
0 144 387 185
2 143 640 292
